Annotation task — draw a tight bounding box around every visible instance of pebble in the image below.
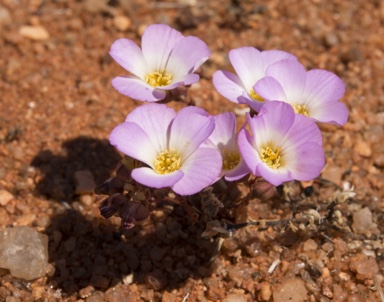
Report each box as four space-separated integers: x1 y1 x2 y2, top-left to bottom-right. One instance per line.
19 25 49 41
259 282 272 301
349 256 378 279
352 207 373 235
15 213 36 226
113 15 131 31
321 166 343 185
0 189 13 206
273 278 307 302
90 275 110 289
324 32 339 47
354 140 372 158
79 285 95 298
0 226 48 280
86 291 104 302
74 170 97 194
146 271 168 290
222 293 249 302
0 7 11 27
302 239 318 252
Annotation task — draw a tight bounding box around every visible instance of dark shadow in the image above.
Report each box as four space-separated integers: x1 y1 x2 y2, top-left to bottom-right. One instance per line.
45 205 219 295
31 136 122 201
30 136 218 295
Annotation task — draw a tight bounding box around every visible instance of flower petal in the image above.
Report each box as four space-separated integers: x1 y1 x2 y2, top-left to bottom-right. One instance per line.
255 162 294 186
111 76 166 102
109 122 157 166
251 101 296 146
169 107 215 158
238 128 262 174
311 101 349 125
253 76 287 103
166 36 210 81
212 70 248 104
282 142 325 181
264 60 307 102
109 38 148 78
132 167 184 189
303 69 348 125
261 50 298 67
172 147 222 195
304 69 345 104
224 159 251 182
141 24 184 72
125 103 176 152
281 113 322 151
208 112 236 147
229 47 264 91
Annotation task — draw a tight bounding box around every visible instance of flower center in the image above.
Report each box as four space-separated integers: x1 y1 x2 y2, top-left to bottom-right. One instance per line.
292 104 309 116
154 149 182 174
222 149 240 171
259 146 282 169
249 89 264 102
144 70 173 87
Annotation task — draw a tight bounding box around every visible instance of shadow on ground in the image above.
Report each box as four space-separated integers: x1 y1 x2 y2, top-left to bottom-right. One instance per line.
31 136 122 202
30 136 219 296
45 208 219 295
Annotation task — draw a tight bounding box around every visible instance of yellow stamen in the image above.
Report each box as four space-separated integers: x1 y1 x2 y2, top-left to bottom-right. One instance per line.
249 89 264 102
154 149 182 174
259 146 282 169
292 104 309 116
144 70 173 87
222 149 240 171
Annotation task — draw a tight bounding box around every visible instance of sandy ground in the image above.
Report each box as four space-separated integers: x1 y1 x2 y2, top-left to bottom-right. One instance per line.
0 0 384 301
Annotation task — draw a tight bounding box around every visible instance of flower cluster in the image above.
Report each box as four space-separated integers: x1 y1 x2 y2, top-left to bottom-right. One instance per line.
107 24 348 200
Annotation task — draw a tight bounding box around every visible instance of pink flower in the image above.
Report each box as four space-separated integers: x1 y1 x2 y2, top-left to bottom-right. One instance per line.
238 101 325 186
254 59 348 125
213 47 297 112
109 103 222 195
205 112 250 181
109 24 210 102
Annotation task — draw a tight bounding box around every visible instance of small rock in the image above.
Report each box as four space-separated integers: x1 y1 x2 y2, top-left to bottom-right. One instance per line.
273 278 307 302
64 237 76 252
303 239 318 252
79 285 95 298
113 15 131 31
74 170 97 194
0 7 12 27
222 293 249 302
83 0 108 14
146 270 168 290
324 32 339 47
16 213 36 226
0 226 48 280
86 291 104 302
352 207 373 235
259 282 272 301
90 275 109 289
0 189 14 206
321 166 343 186
19 25 49 41
349 256 379 279
354 141 372 158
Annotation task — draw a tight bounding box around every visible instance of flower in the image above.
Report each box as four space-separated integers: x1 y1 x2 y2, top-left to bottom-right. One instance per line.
253 59 348 125
109 103 222 195
238 101 325 186
212 47 297 112
205 112 250 181
109 24 210 102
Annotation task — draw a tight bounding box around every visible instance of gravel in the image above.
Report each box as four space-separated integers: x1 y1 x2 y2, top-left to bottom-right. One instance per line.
0 0 383 301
